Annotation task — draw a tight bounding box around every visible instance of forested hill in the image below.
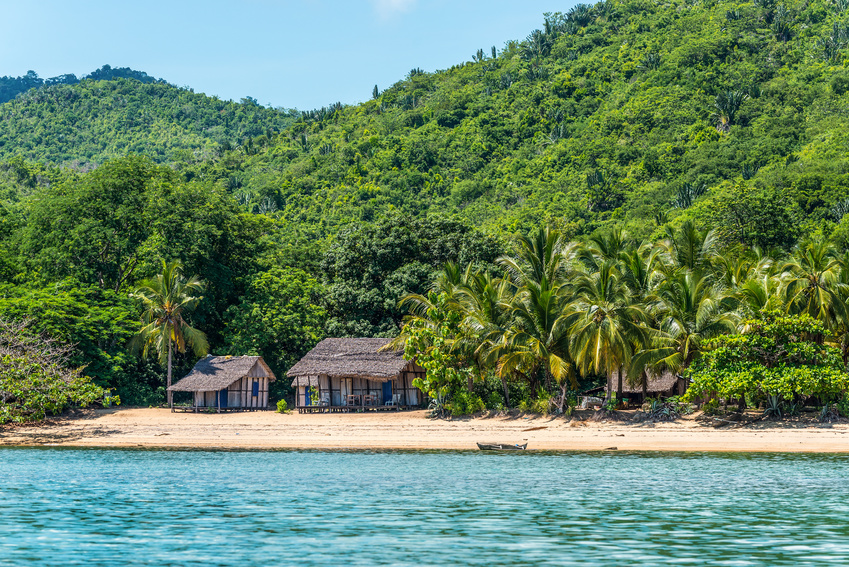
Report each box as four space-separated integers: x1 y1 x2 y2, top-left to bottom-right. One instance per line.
171 0 849 247
0 65 165 104
5 0 849 409
0 67 295 167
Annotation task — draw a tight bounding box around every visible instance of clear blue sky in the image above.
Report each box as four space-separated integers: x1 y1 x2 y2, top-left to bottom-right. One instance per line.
0 0 574 110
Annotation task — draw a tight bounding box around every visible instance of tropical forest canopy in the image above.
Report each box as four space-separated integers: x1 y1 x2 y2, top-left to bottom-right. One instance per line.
2 0 849 415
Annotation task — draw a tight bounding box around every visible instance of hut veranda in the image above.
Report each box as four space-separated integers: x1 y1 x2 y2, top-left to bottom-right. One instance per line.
286 338 425 412
168 355 275 412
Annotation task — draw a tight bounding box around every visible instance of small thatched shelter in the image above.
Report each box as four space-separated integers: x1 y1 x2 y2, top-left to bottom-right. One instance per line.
168 355 275 412
605 370 688 404
286 338 424 411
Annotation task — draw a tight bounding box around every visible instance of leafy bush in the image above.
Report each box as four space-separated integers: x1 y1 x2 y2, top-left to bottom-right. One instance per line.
276 399 288 413
531 389 554 415
0 320 116 424
685 312 849 408
447 390 485 416
486 391 505 411
701 398 720 415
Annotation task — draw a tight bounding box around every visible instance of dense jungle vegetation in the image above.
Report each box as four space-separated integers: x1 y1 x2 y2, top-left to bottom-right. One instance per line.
3 0 849 420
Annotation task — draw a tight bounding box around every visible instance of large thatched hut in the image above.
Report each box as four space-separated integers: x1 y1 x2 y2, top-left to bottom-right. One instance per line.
168 355 275 412
286 338 424 412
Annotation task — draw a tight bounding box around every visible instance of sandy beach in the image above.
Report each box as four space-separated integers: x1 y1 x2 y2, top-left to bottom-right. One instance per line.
1 408 849 452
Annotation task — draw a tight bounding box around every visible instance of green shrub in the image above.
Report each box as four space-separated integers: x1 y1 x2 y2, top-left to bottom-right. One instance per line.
486 391 505 411
276 399 288 413
685 312 849 408
701 398 720 415
0 320 115 424
447 390 485 416
531 390 553 415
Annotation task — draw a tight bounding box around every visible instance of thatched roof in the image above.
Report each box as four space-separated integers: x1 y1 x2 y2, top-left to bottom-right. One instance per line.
606 370 681 394
168 356 275 392
286 338 409 385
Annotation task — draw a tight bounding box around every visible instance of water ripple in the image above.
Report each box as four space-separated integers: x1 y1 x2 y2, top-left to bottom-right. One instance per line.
0 449 848 566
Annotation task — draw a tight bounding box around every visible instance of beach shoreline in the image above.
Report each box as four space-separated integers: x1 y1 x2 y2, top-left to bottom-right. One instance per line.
1 408 849 453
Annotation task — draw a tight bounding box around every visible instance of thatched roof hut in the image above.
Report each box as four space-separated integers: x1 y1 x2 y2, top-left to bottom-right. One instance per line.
286 338 408 386
168 355 275 411
605 370 687 401
286 338 424 411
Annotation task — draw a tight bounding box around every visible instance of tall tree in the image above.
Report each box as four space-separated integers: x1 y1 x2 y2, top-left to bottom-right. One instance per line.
568 260 648 402
131 260 208 405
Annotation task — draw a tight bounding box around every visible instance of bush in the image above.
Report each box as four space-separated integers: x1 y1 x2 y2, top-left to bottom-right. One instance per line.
486 391 505 411
276 399 288 413
531 390 553 415
0 319 115 424
685 312 849 408
446 389 485 416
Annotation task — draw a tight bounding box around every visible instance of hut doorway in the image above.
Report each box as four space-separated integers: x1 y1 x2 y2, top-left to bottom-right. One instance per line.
382 381 392 404
219 389 228 409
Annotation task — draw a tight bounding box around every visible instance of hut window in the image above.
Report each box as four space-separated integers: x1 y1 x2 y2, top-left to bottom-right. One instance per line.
252 380 260 397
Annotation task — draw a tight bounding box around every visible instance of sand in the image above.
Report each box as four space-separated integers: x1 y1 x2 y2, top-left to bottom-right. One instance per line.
2 408 849 452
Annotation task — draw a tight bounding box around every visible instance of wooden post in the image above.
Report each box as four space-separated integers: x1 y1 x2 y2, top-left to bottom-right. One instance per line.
217 389 221 414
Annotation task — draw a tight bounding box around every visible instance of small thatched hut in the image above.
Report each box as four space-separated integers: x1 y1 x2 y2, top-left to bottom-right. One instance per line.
168 355 275 412
605 370 688 404
286 338 424 412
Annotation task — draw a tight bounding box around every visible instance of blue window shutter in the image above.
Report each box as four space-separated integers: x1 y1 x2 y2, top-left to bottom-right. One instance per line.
252 380 259 397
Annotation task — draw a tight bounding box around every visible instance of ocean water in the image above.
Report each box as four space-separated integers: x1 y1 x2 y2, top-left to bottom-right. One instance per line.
0 449 848 566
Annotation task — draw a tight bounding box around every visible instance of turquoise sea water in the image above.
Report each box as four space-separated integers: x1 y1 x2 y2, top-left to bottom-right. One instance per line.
1 449 848 566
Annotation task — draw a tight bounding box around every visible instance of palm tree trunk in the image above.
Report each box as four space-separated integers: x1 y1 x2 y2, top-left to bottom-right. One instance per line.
617 366 623 402
501 377 511 408
642 371 648 402
167 336 173 407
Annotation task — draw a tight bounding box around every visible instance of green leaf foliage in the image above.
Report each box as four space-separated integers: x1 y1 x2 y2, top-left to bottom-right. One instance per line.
685 312 849 405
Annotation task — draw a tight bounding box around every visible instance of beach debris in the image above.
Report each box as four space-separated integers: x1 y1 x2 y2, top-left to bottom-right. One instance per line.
522 426 547 432
603 447 618 450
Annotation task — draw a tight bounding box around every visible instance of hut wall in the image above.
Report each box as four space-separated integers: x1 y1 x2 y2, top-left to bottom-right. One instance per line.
227 375 270 408
192 378 270 409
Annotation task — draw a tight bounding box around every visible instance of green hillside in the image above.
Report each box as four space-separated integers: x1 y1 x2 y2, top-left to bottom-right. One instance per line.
0 73 295 167
4 0 849 413
178 0 849 246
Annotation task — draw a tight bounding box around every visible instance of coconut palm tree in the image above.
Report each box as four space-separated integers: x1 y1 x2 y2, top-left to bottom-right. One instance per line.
661 221 719 272
131 260 208 406
633 269 737 383
497 275 574 395
780 239 849 330
498 226 567 289
568 260 649 402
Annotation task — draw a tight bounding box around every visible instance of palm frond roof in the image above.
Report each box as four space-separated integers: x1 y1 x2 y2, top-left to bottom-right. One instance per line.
286 338 409 383
168 355 275 392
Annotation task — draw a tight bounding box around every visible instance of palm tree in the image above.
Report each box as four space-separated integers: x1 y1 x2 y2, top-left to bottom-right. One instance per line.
495 227 575 402
498 226 566 289
633 269 737 384
780 239 848 330
661 221 719 272
712 90 749 132
131 260 208 406
457 272 516 404
497 275 575 399
568 260 649 402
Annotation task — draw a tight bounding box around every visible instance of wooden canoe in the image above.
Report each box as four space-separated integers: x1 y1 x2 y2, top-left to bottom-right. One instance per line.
476 442 528 451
